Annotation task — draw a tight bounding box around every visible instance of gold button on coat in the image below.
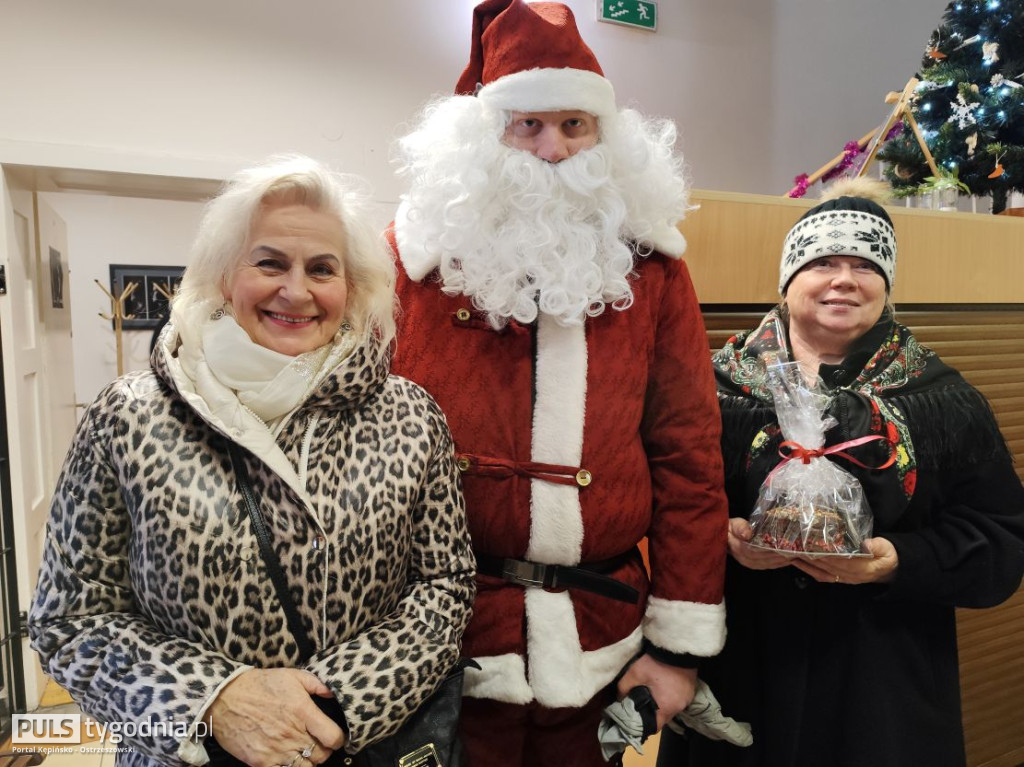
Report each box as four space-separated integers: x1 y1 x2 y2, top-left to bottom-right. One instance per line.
456 457 471 472
455 308 471 321
575 469 592 487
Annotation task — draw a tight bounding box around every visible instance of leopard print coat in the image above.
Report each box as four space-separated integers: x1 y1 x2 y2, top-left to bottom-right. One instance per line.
28 328 475 766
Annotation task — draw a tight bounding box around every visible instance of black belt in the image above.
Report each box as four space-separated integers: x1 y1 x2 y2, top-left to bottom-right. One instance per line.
476 549 640 604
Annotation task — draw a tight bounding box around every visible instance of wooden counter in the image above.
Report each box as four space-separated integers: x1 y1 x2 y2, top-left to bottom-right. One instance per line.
680 189 1024 304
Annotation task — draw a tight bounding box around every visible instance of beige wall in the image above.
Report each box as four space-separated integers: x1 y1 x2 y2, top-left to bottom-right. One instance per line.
1 0 933 197
0 1 944 397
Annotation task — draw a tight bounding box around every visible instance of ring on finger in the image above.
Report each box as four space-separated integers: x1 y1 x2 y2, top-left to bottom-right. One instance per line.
834 574 840 583
302 742 316 759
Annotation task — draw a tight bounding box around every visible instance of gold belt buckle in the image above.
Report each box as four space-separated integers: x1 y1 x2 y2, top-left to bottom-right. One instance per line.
398 743 442 767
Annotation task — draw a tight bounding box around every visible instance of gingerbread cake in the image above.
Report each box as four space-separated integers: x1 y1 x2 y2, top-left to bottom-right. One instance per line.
755 504 851 554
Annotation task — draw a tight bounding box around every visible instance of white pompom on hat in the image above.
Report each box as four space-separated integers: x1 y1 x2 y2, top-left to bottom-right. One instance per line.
779 178 898 294
455 0 617 119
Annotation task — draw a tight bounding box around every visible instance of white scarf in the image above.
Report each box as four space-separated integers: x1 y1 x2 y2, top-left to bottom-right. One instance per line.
176 304 357 435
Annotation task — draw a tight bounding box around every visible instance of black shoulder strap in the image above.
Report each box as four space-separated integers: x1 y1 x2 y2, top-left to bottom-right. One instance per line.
227 441 317 662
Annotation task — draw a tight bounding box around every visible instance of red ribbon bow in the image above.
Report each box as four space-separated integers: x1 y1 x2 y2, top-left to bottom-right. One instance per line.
768 434 896 483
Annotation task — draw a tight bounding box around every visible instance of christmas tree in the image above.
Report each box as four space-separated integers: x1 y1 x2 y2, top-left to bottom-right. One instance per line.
879 0 1024 212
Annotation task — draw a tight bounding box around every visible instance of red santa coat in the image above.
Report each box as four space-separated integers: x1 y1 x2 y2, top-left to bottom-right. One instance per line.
388 221 728 708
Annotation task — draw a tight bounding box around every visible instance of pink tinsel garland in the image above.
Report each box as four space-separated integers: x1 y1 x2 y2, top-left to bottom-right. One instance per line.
789 174 810 199
821 140 865 183
787 121 907 198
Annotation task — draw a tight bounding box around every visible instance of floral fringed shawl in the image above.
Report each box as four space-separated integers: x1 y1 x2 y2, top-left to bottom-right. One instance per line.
712 309 1009 512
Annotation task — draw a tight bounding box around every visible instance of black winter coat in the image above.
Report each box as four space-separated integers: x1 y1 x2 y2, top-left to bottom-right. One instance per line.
660 318 1024 767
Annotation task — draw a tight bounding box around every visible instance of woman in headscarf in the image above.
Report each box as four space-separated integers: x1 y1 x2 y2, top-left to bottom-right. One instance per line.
659 178 1024 767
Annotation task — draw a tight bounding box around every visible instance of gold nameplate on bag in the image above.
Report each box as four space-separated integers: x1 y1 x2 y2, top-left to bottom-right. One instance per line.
397 743 441 767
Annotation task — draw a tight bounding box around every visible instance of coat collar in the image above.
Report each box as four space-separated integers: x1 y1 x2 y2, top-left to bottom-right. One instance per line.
151 322 391 503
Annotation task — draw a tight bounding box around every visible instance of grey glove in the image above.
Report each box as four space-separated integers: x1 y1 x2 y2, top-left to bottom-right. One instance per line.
598 691 652 761
667 680 753 747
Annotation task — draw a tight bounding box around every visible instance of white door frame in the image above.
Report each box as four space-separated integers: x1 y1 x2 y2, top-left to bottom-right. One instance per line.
0 167 53 710
0 161 220 711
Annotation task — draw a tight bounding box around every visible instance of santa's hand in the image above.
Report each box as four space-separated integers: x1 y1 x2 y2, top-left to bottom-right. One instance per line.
616 654 697 729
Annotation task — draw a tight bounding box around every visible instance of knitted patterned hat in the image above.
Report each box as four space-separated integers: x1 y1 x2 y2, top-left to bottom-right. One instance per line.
779 179 897 294
455 0 616 118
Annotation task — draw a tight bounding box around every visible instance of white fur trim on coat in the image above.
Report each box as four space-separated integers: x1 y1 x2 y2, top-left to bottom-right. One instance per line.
647 223 688 259
526 314 586 564
479 68 617 119
643 595 727 657
463 653 535 704
526 590 642 707
393 200 437 282
464 620 642 707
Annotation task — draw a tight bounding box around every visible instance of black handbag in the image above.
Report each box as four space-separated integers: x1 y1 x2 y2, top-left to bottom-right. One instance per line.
205 442 472 767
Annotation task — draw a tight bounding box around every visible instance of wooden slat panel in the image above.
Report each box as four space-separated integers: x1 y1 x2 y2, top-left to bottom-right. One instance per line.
965 384 1024 401
943 354 1024 373
993 411 1024 429
946 369 1022 386
925 338 1024 355
702 306 1024 767
890 310 1023 767
958 612 1024 640
904 312 1024 325
978 391 1024 406
976 745 1024 767
956 593 1024 632
705 311 771 353
912 324 1024 341
996 425 1024 444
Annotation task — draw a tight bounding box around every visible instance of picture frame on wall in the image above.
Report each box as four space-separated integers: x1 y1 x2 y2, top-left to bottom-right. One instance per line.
109 264 184 330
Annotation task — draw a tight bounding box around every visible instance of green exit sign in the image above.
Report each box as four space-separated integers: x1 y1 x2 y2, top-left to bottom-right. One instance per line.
599 0 657 31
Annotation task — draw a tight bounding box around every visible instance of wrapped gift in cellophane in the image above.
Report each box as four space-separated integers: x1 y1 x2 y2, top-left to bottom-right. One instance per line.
748 362 874 557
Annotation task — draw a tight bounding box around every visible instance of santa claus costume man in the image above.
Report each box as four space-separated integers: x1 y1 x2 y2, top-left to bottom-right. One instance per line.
389 1 729 764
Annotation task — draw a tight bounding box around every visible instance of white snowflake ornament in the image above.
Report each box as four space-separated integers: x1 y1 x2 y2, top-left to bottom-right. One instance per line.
948 93 978 130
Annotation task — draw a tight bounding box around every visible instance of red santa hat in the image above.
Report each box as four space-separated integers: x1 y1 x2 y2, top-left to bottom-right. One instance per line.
456 0 617 118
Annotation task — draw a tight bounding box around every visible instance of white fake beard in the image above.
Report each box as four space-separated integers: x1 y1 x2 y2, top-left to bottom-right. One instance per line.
397 97 690 328
435 144 641 327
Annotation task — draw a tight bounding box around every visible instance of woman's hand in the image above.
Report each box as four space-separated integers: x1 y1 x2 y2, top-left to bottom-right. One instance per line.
791 537 899 585
727 518 796 571
616 654 698 730
206 668 346 766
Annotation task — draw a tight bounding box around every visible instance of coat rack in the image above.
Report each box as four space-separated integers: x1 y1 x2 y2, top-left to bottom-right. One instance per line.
151 281 174 303
96 278 138 376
